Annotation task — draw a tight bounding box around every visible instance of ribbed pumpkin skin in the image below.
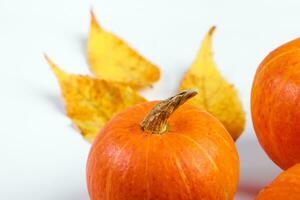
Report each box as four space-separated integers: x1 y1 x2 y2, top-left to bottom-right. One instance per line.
251 38 300 170
256 164 300 199
87 101 239 200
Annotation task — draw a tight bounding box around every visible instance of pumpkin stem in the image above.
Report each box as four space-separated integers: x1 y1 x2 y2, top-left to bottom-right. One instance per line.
140 89 198 134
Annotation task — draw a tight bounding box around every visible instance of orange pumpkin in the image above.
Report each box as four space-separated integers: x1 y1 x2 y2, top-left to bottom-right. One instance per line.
87 90 239 200
256 163 300 199
251 38 300 169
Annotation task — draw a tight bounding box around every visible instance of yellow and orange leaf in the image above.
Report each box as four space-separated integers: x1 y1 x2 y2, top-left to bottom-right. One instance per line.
87 11 160 89
179 27 245 140
45 55 146 142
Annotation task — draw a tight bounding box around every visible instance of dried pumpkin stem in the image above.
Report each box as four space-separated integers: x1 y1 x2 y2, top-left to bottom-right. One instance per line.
140 89 198 134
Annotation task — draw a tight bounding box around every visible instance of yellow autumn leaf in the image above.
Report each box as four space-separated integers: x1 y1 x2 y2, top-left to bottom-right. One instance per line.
45 55 146 143
87 11 160 89
179 27 245 141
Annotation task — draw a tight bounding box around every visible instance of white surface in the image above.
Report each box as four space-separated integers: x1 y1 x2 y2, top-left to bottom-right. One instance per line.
1 0 299 199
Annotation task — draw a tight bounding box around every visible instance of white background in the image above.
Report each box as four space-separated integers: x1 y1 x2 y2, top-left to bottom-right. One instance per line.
1 0 299 199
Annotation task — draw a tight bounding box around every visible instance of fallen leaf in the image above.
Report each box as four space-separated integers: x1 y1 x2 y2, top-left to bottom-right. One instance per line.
45 55 146 142
87 11 160 89
179 27 245 140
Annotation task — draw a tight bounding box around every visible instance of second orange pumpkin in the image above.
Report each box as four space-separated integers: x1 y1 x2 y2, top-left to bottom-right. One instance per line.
251 38 300 169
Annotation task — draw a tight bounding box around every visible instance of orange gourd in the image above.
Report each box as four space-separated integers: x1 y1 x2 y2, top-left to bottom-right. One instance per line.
256 163 300 199
87 90 239 200
251 38 300 169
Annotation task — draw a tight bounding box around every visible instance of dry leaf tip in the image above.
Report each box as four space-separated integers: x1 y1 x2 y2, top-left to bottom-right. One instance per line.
90 9 101 30
208 26 216 35
44 54 67 79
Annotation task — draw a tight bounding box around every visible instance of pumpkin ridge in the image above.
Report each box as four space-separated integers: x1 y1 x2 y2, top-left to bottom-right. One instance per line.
170 132 231 200
163 138 193 200
266 64 300 167
145 136 151 200
261 48 300 69
105 134 143 200
171 133 218 172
